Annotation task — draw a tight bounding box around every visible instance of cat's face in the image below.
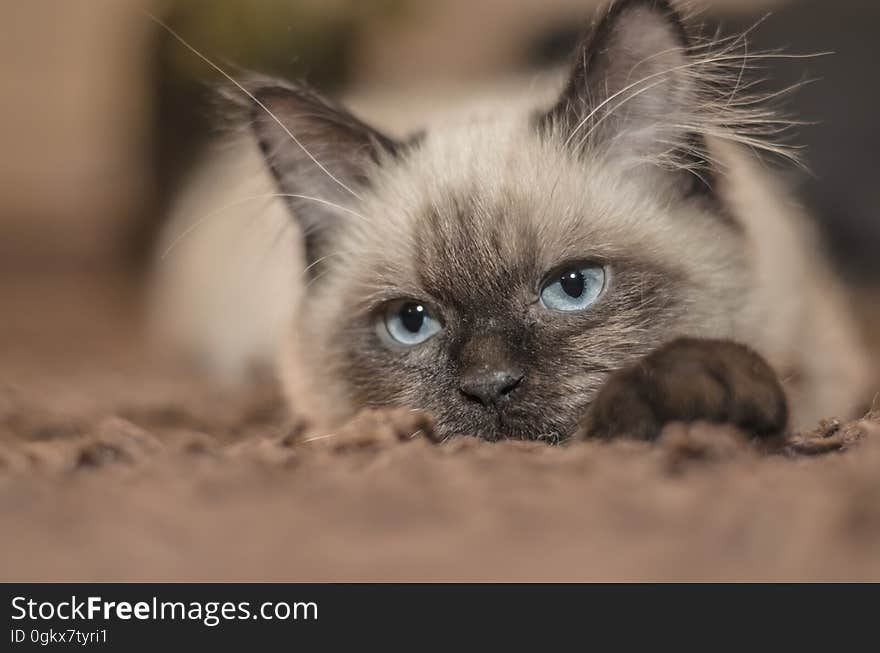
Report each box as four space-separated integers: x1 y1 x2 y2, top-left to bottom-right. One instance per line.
249 0 755 440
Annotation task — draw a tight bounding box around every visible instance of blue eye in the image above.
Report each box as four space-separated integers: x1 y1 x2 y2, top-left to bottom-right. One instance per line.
384 301 443 345
540 265 606 312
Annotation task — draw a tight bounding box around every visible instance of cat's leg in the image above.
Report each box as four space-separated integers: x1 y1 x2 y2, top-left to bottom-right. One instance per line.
577 338 788 441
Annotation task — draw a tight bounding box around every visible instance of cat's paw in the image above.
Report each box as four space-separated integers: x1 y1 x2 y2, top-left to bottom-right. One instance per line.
576 338 788 441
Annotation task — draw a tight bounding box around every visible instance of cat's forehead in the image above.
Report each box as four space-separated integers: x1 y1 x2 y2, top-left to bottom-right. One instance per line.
345 116 695 301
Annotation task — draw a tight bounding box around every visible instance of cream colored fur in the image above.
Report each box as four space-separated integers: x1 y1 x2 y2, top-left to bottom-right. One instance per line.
152 76 873 430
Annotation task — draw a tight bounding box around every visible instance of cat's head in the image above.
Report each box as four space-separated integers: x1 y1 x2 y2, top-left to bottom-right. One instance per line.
248 0 762 441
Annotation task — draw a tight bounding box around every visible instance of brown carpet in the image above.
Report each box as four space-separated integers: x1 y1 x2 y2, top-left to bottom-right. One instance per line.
1 274 878 581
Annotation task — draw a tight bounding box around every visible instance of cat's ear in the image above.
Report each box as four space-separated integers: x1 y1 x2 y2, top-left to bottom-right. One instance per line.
248 81 401 272
542 0 708 184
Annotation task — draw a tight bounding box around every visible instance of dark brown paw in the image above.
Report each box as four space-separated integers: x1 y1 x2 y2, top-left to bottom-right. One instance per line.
577 338 788 441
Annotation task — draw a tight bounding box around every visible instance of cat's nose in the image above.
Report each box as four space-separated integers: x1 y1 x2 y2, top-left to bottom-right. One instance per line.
459 369 524 407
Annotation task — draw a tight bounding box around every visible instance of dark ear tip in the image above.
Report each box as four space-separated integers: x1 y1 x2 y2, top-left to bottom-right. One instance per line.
605 0 680 16
601 0 691 48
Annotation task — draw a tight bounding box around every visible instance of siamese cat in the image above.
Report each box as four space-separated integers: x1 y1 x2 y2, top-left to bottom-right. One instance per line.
157 0 873 442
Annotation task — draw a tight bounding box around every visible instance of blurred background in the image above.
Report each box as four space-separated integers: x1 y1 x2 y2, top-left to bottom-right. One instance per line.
1 0 877 326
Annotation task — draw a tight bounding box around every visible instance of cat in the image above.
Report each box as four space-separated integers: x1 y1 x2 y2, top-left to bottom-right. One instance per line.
157 0 874 443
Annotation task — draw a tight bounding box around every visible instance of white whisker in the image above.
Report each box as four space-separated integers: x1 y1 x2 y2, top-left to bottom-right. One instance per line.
726 35 748 109
142 9 363 202
575 78 671 150
301 251 344 279
565 50 829 149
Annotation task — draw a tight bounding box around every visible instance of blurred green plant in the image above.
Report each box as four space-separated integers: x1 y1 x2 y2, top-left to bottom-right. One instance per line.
133 0 407 267
157 0 405 87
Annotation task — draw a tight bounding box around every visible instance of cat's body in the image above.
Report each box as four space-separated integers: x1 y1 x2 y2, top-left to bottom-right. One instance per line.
154 0 874 441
